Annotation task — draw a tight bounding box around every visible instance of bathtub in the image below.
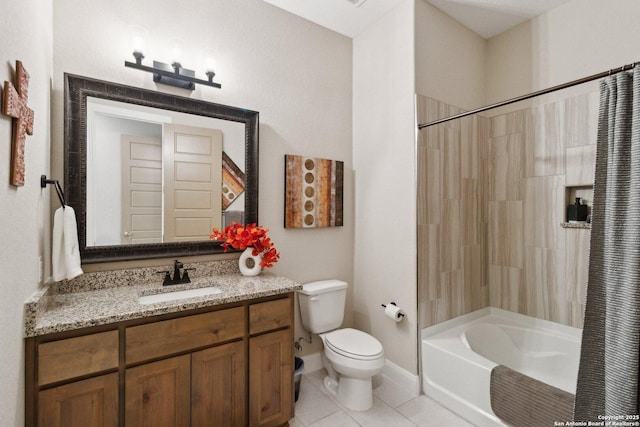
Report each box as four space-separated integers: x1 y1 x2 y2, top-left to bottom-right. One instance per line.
421 307 582 427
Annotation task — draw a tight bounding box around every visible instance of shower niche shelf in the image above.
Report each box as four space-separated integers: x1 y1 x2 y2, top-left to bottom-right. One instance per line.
562 185 593 229
560 222 591 229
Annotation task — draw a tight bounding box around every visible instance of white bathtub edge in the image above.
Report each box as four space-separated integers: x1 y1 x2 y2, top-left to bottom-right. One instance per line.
421 307 492 339
486 307 582 339
421 307 581 341
423 376 507 427
382 359 421 398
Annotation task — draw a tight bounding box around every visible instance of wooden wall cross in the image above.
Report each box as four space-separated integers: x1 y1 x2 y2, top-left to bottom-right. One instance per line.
2 60 34 186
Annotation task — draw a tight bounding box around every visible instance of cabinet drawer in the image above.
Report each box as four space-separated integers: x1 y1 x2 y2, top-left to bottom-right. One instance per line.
126 307 245 364
249 297 292 335
38 330 119 386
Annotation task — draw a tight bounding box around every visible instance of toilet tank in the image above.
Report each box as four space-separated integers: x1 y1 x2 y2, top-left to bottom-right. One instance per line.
297 280 347 334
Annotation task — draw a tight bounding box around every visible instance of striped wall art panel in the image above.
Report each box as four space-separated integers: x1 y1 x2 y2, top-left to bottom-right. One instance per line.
284 155 344 228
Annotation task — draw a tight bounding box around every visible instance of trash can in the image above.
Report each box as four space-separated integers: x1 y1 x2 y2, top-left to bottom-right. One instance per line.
294 357 304 402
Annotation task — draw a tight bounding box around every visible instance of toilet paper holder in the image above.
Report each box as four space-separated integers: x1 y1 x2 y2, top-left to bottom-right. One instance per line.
381 302 405 318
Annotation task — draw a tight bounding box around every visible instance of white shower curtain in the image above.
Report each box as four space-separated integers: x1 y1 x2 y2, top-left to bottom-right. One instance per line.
574 67 640 420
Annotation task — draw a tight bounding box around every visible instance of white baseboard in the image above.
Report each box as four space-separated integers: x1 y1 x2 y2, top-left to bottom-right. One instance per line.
382 359 421 397
300 352 324 373
301 352 421 397
299 352 420 398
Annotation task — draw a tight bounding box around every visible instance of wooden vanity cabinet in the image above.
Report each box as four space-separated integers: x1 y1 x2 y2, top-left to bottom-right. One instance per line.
248 299 294 427
27 292 295 427
124 307 246 426
32 330 120 427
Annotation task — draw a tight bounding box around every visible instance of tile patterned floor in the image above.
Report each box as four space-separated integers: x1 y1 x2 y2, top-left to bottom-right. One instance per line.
290 369 474 427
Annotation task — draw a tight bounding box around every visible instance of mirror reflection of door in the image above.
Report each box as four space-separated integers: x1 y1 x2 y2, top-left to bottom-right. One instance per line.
87 96 245 248
121 135 162 244
163 124 223 242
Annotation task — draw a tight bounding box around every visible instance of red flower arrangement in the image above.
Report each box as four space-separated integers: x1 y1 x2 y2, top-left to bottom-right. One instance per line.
210 222 280 268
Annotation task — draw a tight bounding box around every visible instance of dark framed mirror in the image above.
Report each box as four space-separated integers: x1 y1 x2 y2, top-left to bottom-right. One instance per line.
64 73 259 263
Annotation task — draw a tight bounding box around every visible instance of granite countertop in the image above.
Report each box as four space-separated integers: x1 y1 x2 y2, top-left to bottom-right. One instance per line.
25 264 301 337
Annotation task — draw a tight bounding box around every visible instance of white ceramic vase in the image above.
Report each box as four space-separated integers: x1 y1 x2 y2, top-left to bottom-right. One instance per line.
239 247 263 276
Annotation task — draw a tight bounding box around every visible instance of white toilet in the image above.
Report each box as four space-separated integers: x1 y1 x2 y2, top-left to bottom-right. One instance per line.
297 280 385 411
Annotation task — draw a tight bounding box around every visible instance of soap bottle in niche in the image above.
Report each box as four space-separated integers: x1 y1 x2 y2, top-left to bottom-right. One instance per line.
567 197 588 222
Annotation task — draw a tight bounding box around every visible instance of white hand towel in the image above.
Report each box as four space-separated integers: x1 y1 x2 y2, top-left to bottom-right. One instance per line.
52 206 83 282
52 207 65 282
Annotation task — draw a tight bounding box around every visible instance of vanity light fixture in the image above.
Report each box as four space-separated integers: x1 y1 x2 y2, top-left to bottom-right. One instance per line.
124 50 221 91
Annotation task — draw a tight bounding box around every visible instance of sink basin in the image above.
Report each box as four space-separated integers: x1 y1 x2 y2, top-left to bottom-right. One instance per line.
138 286 223 305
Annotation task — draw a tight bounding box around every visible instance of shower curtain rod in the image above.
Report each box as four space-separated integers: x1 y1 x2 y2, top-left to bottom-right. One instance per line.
417 60 639 129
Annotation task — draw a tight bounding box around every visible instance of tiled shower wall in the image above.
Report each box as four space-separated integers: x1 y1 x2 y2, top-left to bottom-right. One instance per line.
487 93 598 328
416 96 490 329
417 92 597 329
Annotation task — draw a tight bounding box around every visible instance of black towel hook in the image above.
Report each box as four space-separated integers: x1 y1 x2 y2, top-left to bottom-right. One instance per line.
40 175 66 208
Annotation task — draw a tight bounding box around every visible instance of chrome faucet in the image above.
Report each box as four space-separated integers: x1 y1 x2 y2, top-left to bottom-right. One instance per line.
157 260 194 286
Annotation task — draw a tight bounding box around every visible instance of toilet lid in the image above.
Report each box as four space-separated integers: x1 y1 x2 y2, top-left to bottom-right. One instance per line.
324 328 384 360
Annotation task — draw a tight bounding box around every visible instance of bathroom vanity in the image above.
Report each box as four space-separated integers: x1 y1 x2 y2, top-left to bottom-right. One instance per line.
27 72 299 426
24 264 301 427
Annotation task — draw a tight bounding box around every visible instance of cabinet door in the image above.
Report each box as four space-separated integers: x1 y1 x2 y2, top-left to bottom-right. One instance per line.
249 329 294 427
38 373 118 427
192 341 246 427
125 355 190 427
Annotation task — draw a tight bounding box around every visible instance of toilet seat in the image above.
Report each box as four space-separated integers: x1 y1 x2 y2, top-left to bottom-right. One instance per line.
324 328 384 361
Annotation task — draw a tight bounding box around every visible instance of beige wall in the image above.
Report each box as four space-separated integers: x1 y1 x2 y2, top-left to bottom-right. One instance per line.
0 1 53 425
415 0 486 111
353 0 417 374
486 0 640 105
351 0 487 375
52 0 353 357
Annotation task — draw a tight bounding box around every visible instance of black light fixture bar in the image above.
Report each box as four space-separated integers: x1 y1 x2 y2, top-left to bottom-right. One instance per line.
124 58 221 90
